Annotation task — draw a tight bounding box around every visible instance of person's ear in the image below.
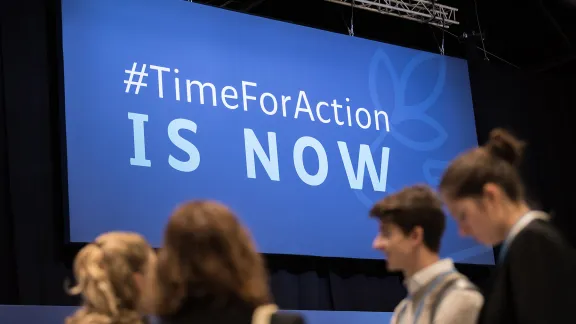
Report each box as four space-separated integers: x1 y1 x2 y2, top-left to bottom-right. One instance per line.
482 183 502 204
409 226 424 246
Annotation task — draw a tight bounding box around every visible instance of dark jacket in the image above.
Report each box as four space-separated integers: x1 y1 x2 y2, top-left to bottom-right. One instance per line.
158 299 304 324
478 219 576 324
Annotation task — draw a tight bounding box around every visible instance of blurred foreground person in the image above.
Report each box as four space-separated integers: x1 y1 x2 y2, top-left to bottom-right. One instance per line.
440 128 576 324
66 232 156 324
371 185 483 324
148 200 304 324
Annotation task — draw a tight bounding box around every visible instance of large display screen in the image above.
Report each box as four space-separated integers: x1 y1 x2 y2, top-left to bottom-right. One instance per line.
61 0 494 264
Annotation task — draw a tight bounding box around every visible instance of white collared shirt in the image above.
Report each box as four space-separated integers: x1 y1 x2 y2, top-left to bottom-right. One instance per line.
405 259 455 296
392 258 484 324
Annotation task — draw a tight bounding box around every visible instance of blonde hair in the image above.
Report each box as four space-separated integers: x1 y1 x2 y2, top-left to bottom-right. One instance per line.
66 232 152 324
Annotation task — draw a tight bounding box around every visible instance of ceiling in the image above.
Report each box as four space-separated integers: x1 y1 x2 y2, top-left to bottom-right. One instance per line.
190 0 576 72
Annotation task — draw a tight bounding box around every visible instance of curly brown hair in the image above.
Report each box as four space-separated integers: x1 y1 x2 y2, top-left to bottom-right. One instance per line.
66 232 153 324
151 200 272 316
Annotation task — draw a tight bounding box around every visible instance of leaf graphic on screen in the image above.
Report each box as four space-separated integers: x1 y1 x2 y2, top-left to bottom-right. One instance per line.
422 159 449 186
395 53 447 119
352 49 399 208
389 53 448 151
368 49 449 152
368 49 397 152
390 113 448 151
355 49 451 208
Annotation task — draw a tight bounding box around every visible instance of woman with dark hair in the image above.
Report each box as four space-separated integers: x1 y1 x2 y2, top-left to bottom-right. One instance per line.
439 128 576 324
146 200 304 324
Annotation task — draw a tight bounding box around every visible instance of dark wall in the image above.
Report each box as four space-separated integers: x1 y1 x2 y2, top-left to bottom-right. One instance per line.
468 61 576 246
1 0 574 310
0 0 65 305
0 18 19 305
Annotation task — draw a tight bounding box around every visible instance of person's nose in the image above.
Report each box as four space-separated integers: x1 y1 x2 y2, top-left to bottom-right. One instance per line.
372 236 388 251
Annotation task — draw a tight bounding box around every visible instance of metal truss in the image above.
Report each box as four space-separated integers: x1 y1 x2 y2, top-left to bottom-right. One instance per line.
325 0 459 28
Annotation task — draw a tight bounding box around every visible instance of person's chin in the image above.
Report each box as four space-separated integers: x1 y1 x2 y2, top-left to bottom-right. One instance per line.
386 260 400 272
475 233 496 246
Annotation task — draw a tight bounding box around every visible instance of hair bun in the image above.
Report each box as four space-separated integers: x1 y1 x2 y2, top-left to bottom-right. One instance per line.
484 128 526 166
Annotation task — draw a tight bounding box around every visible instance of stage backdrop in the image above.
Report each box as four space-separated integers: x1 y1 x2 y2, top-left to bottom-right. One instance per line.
60 0 493 264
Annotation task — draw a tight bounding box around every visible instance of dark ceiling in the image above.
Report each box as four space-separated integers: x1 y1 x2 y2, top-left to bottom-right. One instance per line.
190 0 576 72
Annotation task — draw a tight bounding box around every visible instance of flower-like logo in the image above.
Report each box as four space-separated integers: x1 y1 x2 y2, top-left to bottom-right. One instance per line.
356 48 491 262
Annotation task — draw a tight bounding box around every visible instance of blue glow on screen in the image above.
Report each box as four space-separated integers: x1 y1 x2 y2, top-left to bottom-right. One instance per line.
61 0 493 264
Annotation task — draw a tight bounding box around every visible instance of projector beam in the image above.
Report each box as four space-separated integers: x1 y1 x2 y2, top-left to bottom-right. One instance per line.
325 0 459 28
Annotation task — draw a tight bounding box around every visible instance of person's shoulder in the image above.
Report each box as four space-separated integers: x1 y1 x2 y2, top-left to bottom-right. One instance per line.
517 219 573 252
524 219 562 238
437 274 483 308
444 285 483 305
509 219 576 273
271 312 306 324
434 285 483 324
392 297 409 313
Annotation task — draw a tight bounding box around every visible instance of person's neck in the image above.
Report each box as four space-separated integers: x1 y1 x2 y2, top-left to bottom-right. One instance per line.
498 201 531 241
403 250 440 279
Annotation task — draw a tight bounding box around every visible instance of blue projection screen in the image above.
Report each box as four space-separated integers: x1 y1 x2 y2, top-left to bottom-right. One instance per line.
61 0 494 264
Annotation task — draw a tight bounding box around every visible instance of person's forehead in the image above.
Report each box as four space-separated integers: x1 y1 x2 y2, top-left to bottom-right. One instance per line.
453 197 476 207
447 199 479 217
379 220 400 231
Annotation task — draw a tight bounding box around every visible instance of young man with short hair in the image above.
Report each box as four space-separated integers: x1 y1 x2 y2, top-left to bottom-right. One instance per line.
370 185 483 324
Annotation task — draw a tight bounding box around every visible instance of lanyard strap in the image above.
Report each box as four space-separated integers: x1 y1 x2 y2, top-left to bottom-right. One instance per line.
396 270 455 324
498 211 542 263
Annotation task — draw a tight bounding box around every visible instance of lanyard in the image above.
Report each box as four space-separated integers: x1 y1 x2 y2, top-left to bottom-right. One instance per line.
396 269 455 324
498 211 541 263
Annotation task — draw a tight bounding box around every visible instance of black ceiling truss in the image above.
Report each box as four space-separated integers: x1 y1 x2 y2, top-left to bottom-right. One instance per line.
185 0 576 71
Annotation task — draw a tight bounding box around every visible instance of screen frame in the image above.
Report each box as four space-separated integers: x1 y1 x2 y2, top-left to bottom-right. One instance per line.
52 0 74 247
53 0 496 264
